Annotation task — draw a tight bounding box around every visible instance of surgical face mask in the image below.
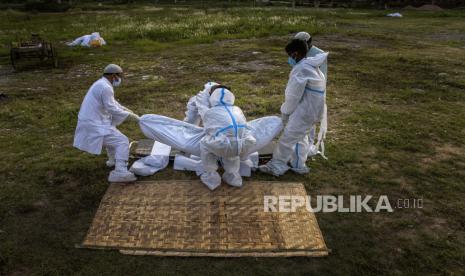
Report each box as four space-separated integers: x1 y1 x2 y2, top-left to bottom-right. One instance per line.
112 76 122 87
288 56 297 67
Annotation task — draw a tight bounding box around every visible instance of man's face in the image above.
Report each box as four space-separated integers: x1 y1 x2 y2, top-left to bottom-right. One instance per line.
108 73 123 87
112 73 122 82
288 51 304 62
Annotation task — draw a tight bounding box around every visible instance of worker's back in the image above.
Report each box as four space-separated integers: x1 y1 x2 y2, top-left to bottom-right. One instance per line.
78 77 112 125
201 88 256 158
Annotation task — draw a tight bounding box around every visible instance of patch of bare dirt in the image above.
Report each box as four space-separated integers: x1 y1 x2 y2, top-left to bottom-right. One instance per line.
421 143 464 167
403 4 443 11
429 33 465 41
207 60 277 73
371 208 454 246
417 4 443 11
316 34 388 50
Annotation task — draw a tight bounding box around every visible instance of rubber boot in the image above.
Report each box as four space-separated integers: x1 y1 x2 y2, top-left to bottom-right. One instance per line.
108 160 137 183
222 172 243 187
200 171 221 190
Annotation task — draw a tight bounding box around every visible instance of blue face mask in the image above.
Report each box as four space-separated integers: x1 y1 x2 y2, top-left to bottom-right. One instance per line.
288 56 297 67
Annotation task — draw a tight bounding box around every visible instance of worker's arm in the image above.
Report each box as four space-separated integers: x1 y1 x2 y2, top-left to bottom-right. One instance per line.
195 90 211 120
101 87 130 125
183 95 201 125
280 68 307 115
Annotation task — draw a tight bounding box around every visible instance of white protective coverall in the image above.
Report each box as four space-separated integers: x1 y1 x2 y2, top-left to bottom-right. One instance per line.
261 53 328 176
139 115 282 160
199 87 257 189
73 77 135 182
67 32 106 47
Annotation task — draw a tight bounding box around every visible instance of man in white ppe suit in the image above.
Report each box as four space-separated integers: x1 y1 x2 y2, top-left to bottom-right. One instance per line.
259 39 328 176
199 85 256 190
294 31 328 157
73 64 140 182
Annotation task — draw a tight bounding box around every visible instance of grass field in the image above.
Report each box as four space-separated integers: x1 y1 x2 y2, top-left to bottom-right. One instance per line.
1 4 465 275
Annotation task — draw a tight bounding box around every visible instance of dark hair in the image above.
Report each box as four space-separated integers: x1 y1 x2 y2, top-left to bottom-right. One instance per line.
209 84 231 94
285 39 308 57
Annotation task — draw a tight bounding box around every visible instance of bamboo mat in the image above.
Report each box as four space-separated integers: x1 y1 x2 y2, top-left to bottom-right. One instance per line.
80 180 328 257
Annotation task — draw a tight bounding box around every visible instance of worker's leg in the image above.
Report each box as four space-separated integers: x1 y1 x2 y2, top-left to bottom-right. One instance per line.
103 128 136 182
105 146 116 167
222 156 242 187
259 115 311 176
199 142 221 190
289 134 311 174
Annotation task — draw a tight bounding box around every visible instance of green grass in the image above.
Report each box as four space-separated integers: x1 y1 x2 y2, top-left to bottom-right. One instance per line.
1 5 465 275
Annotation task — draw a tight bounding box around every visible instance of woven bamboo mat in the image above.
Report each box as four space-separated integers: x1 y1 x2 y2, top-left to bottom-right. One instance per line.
80 180 328 257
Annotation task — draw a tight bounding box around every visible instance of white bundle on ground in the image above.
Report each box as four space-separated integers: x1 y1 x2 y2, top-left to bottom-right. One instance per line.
139 115 205 156
139 114 283 157
130 141 171 176
386 13 403 18
67 32 106 47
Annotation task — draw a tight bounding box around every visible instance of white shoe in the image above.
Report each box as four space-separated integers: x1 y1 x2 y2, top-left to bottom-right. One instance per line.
108 170 137 183
106 159 116 168
222 172 242 187
200 172 221 190
290 166 310 174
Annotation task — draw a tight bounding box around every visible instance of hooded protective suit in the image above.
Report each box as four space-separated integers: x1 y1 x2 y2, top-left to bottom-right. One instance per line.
73 77 136 182
200 87 256 189
260 53 328 176
308 46 327 79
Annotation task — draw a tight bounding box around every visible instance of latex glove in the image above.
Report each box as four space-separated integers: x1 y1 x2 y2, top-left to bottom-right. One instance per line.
281 113 290 125
127 113 140 122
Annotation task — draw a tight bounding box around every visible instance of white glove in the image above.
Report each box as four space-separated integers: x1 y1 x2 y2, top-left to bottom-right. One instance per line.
281 113 290 125
127 113 140 122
